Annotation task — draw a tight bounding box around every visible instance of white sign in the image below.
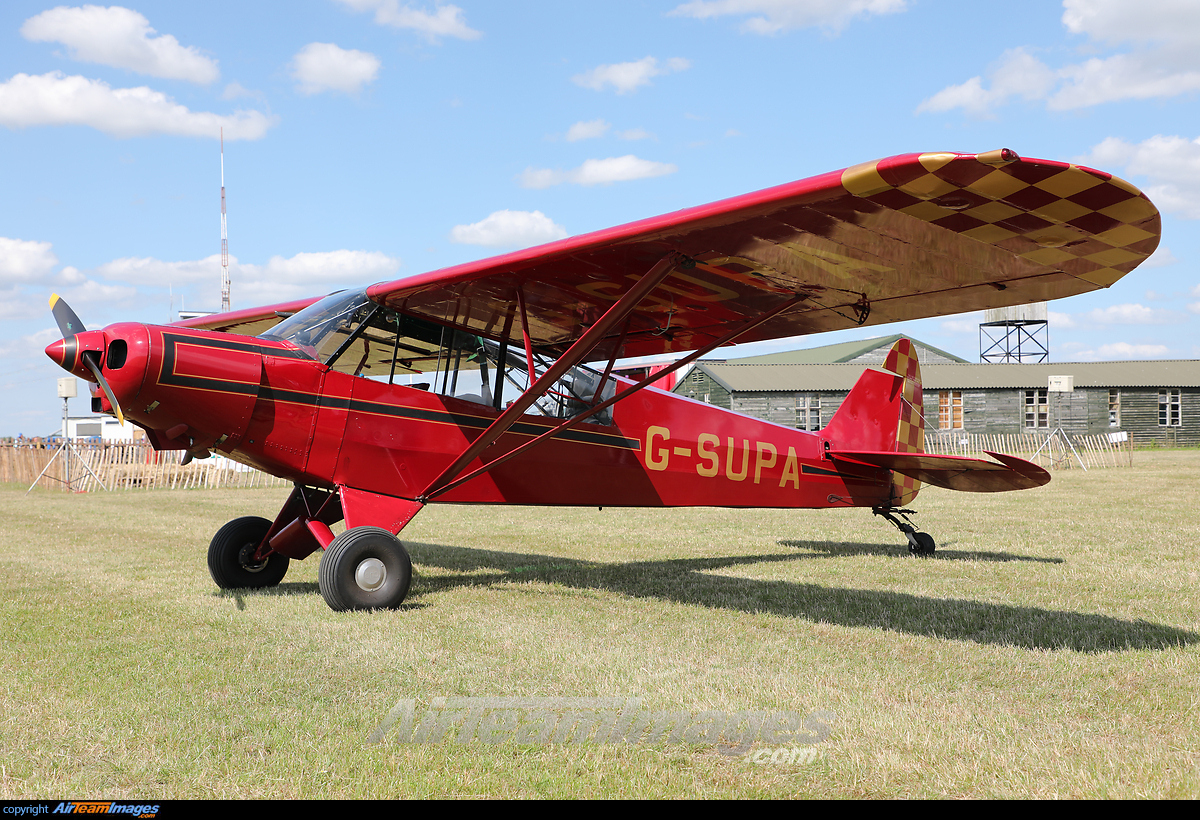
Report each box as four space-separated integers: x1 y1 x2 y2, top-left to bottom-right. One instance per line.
1108 431 1128 443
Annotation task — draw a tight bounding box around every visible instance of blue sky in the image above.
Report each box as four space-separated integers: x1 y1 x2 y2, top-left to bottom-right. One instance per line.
2 0 1198 436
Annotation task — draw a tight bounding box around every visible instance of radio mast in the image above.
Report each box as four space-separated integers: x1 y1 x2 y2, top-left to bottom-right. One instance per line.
220 127 230 312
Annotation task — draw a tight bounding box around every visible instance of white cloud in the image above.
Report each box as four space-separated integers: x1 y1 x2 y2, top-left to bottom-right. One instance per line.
97 249 402 305
518 156 678 189
920 0 1200 116
1050 53 1200 110
916 48 1057 117
0 72 273 140
21 5 219 84
1060 0 1200 47
0 236 146 322
1142 246 1179 268
1081 134 1200 219
1048 310 1077 330
939 312 983 335
240 250 402 304
1081 303 1182 325
0 327 62 359
669 0 908 35
566 119 610 142
254 250 399 283
221 81 262 102
58 278 140 307
335 1 481 41
450 210 568 248
617 127 653 141
291 43 381 96
0 237 59 285
572 57 690 95
95 254 221 285
1068 341 1172 360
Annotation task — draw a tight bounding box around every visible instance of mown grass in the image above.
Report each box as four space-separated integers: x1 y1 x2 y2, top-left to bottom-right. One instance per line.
1 451 1198 798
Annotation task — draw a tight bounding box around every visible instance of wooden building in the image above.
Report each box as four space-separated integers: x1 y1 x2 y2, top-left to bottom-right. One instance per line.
674 337 1200 446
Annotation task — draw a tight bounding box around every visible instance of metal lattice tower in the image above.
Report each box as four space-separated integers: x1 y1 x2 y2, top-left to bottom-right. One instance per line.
980 302 1049 363
220 128 230 313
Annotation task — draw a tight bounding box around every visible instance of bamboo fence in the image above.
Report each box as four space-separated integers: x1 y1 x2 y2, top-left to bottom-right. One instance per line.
3 428 1132 493
923 431 1133 470
2 442 292 492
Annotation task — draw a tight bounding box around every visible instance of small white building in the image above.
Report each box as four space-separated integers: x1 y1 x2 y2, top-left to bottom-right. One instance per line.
65 416 137 442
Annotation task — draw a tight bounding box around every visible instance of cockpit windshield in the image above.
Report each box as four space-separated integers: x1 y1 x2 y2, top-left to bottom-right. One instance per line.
259 290 373 365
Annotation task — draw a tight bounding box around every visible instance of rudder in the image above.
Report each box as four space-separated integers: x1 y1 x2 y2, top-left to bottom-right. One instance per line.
882 338 924 505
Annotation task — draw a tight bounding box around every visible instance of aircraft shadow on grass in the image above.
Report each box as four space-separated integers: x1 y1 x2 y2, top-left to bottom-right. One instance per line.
224 540 1197 653
776 539 1066 563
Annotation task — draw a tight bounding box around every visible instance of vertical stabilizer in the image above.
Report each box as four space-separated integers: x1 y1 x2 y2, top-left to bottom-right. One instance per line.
882 338 924 505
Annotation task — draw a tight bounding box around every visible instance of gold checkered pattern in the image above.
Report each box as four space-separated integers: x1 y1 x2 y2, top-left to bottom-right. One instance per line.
883 338 924 506
841 149 1159 288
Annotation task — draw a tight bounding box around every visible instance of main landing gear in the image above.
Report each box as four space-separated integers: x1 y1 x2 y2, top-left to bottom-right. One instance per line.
207 518 413 611
873 506 936 557
318 527 412 612
207 485 420 611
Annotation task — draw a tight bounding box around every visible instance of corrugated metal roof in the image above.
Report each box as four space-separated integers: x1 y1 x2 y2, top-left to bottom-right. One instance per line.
711 334 969 365
692 360 1200 393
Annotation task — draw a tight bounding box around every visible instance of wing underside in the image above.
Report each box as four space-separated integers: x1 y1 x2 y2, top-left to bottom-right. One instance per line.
363 149 1159 362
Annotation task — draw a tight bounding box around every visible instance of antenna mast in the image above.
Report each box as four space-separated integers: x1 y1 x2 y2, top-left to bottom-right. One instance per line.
220 128 230 312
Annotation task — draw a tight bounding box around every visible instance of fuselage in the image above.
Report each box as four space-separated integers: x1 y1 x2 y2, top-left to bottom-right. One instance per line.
46 321 895 509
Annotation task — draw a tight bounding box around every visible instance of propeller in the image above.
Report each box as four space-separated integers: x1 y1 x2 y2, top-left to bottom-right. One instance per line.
48 293 125 425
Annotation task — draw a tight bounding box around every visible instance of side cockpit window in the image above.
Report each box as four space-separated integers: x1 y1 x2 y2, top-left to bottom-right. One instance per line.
260 291 616 425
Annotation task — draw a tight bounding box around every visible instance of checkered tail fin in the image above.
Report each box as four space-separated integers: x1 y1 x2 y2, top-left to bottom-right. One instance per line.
882 338 925 505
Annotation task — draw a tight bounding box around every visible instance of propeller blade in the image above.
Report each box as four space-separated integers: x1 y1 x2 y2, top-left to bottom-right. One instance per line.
82 354 125 426
49 293 85 338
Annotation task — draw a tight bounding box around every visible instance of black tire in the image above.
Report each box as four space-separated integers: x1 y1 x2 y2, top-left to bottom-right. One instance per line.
910 531 936 557
208 516 290 589
318 527 412 612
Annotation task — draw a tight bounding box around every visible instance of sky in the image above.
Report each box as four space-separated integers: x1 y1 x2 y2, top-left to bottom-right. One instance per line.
2 0 1198 436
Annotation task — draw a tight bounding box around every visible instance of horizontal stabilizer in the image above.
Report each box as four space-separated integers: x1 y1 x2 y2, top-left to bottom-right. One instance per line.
829 450 1050 493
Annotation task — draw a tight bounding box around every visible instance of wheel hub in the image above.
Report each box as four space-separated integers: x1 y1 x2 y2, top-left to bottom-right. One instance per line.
354 557 387 592
238 544 268 573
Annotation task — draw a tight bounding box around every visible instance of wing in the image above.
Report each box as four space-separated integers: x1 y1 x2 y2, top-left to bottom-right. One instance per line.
170 295 325 336
365 149 1160 362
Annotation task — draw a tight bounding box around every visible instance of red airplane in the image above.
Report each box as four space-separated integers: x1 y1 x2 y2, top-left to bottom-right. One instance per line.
44 149 1160 611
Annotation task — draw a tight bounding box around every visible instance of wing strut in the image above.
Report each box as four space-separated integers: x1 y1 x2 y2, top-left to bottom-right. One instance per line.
421 291 809 501
516 286 538 380
417 251 687 502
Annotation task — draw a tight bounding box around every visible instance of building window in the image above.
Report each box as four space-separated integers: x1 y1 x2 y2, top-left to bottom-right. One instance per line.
938 391 963 430
1024 389 1048 429
1108 390 1121 427
795 395 820 431
1159 389 1181 427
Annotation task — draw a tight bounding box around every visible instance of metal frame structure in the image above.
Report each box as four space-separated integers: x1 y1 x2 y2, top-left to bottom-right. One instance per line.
979 319 1049 363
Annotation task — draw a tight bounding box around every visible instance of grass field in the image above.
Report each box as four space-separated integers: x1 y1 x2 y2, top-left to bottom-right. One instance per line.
2 451 1198 798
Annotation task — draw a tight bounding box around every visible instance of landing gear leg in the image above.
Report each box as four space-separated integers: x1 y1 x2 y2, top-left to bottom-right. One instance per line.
873 506 936 557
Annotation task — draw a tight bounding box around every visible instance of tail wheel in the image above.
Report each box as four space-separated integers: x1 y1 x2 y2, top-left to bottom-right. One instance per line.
208 516 290 589
909 532 936 557
318 526 412 612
